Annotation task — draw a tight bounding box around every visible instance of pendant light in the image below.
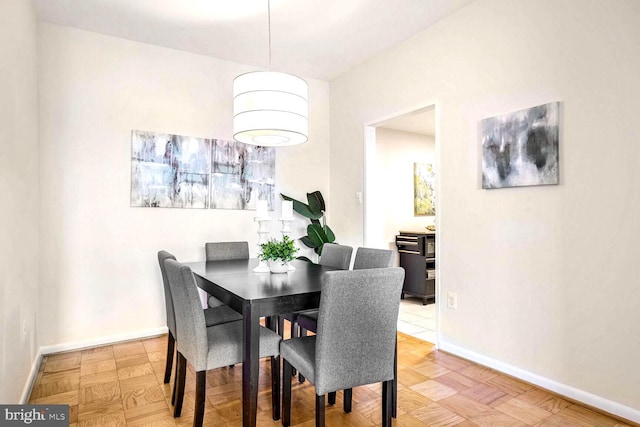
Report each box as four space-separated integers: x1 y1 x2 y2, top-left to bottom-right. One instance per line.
233 0 308 147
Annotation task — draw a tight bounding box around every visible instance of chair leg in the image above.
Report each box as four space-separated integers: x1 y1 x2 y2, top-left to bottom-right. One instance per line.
282 359 292 427
328 392 336 405
289 314 298 339
298 326 306 383
278 315 300 377
382 380 392 427
271 356 280 420
173 353 187 417
278 316 285 337
171 348 179 405
164 332 175 384
316 394 325 427
343 388 352 413
289 317 299 378
194 371 206 427
392 336 398 418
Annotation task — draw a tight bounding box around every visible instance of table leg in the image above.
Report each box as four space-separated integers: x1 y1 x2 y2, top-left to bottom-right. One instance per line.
242 303 260 427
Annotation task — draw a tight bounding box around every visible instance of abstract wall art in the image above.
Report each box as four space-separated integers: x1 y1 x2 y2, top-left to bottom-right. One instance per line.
414 162 436 216
130 130 275 210
210 139 275 210
131 131 211 208
481 102 559 189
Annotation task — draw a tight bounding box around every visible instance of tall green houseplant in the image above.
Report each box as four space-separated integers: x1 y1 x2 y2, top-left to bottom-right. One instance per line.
280 191 336 258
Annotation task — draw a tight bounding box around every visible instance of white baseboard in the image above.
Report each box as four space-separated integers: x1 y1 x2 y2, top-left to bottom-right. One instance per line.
439 340 640 424
38 326 168 356
20 351 44 404
21 326 168 404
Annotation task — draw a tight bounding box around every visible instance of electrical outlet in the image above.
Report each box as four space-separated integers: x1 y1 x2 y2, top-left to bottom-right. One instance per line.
355 192 363 205
23 320 28 343
447 292 458 309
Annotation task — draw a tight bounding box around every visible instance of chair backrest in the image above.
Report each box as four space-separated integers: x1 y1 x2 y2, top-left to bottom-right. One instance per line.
164 259 209 371
158 250 178 336
319 243 353 270
314 267 405 395
353 247 394 269
205 241 250 261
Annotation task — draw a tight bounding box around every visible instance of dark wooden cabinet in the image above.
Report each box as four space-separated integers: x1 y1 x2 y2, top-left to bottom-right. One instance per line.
395 231 436 305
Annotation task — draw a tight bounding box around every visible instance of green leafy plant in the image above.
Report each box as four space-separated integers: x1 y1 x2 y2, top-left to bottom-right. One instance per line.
281 191 336 257
259 235 299 262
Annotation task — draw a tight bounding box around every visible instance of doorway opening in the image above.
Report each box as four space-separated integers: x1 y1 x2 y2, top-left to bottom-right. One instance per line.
364 104 439 345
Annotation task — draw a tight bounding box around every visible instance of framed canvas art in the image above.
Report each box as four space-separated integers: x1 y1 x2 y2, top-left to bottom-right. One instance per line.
481 102 559 189
130 130 211 208
210 139 275 210
414 162 435 216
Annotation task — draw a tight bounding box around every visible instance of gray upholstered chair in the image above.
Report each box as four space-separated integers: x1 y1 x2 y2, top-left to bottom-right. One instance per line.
281 268 405 427
280 243 353 382
204 241 250 307
205 241 250 261
165 259 282 425
318 243 354 270
297 246 394 334
157 251 242 403
353 247 397 414
296 245 395 401
353 247 395 269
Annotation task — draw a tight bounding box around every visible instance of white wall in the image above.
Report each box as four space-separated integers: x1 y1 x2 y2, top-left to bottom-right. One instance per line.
37 24 330 347
368 127 435 251
0 0 40 403
331 0 640 418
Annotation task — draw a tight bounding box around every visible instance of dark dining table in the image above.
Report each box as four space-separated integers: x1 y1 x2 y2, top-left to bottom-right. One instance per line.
186 258 335 427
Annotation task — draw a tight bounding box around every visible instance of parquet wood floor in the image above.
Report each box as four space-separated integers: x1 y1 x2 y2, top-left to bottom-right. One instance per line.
28 328 635 427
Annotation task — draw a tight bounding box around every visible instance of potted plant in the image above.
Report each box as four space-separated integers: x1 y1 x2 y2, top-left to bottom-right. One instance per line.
259 235 299 273
280 191 336 261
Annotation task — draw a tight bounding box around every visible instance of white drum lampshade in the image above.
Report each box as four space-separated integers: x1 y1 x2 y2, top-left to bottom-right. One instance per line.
233 71 308 147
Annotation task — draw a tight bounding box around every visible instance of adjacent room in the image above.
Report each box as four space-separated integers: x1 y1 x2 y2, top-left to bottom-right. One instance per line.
2 0 639 426
366 107 438 342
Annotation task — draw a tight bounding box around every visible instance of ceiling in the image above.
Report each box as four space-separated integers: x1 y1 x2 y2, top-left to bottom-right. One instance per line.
33 0 474 81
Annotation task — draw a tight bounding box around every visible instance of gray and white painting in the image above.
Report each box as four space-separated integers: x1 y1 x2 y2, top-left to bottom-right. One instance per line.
131 131 275 210
481 102 559 189
211 139 275 210
131 130 211 208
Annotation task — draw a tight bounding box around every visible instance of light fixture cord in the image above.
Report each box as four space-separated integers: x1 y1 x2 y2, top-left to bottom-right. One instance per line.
267 0 272 68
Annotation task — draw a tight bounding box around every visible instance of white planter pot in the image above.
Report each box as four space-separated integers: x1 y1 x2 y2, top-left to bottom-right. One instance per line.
268 259 289 274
